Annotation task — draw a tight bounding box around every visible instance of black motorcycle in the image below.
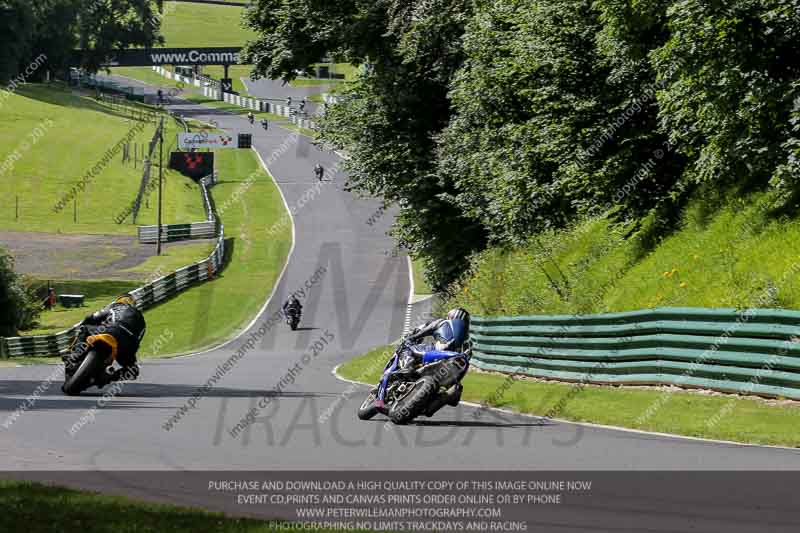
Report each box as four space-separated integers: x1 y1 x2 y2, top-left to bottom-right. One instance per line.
286 306 301 331
358 338 471 425
62 326 117 395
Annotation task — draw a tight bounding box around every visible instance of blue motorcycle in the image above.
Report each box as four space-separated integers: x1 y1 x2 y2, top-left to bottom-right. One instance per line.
358 324 471 425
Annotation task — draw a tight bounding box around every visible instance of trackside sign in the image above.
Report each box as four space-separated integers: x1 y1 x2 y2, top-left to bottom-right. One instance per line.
75 47 243 67
178 133 238 150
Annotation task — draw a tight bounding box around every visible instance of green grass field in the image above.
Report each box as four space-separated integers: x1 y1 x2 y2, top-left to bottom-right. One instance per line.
0 85 202 234
160 1 255 47
111 67 184 90
21 241 213 336
338 344 800 447
0 480 364 533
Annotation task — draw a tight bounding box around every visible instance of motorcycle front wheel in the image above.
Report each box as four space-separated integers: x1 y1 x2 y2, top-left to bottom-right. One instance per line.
62 349 105 396
357 389 380 420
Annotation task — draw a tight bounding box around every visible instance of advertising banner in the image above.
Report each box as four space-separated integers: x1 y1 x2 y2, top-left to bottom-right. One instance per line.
74 47 242 67
178 132 238 150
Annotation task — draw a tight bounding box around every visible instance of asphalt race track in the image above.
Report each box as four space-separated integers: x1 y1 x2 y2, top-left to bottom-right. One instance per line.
2 76 800 531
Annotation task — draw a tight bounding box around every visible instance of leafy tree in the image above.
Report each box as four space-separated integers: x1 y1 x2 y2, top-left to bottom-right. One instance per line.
0 0 35 84
243 0 485 289
653 0 800 193
439 0 688 247
73 0 164 73
242 0 800 289
0 248 39 336
1 1 164 82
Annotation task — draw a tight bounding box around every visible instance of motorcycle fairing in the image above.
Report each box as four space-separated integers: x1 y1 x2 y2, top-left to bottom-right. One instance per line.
376 353 400 402
422 350 461 364
86 333 118 362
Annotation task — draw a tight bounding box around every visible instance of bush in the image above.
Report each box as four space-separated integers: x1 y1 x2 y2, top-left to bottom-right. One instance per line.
0 247 40 336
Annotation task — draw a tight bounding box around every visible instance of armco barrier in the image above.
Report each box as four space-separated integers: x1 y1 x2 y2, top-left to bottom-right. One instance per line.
137 221 217 243
3 175 225 358
138 171 217 244
470 307 800 400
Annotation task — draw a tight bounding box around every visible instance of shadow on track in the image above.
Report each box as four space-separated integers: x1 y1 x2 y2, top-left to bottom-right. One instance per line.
357 417 552 429
0 380 341 407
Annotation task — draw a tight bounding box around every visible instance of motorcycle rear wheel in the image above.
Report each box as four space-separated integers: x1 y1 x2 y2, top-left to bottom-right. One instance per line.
389 376 438 425
62 349 104 396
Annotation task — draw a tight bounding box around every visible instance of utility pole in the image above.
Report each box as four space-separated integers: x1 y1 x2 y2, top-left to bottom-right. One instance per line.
157 117 164 256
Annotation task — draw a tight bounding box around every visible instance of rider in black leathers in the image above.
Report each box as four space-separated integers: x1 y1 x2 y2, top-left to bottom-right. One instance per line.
63 294 146 388
283 296 303 319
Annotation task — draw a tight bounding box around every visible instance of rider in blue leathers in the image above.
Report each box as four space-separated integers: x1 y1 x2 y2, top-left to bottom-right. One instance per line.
376 308 470 413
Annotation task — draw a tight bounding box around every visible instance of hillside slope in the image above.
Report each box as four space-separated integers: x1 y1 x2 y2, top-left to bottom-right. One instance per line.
447 190 800 316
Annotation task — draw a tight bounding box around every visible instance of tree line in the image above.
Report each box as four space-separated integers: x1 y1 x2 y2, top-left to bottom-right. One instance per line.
0 0 164 84
242 0 800 291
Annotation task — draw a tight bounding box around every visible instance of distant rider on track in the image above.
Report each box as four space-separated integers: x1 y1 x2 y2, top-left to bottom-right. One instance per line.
283 296 302 319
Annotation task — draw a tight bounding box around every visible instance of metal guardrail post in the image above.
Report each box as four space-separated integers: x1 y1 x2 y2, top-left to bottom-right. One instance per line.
0 337 7 359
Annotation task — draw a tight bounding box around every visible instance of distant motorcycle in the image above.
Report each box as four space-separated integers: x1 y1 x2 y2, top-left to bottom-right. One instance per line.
286 306 301 331
358 337 471 425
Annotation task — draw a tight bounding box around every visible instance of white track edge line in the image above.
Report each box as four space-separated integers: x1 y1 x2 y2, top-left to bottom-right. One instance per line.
172 145 297 358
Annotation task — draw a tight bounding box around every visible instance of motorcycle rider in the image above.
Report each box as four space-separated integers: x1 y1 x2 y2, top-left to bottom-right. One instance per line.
282 295 303 319
376 307 470 413
247 111 254 125
62 294 146 389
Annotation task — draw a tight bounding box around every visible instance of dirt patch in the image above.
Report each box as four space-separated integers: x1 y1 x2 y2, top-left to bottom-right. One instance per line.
0 231 206 281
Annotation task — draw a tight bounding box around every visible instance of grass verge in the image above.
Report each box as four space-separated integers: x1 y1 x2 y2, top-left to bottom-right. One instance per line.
338 344 800 447
160 0 255 47
412 258 433 296
0 480 363 533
